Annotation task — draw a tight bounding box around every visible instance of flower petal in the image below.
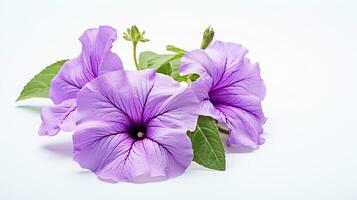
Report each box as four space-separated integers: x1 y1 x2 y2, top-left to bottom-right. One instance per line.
38 99 76 136
79 25 123 77
212 58 266 101
180 49 224 85
74 124 192 183
215 103 265 150
98 128 193 183
50 25 123 104
76 69 156 126
181 41 266 151
189 75 225 122
73 121 132 172
73 70 199 182
205 41 248 71
144 83 200 131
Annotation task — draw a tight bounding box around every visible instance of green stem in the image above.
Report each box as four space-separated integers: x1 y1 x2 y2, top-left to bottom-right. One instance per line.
133 42 139 70
186 74 192 87
218 126 229 135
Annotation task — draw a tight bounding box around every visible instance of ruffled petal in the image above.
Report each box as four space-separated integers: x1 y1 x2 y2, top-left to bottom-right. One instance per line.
180 49 225 85
79 25 123 77
215 103 265 150
205 41 248 71
38 99 76 136
50 25 123 104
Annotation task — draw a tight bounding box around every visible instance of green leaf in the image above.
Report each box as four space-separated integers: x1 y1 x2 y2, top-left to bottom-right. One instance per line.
147 54 177 70
168 57 200 82
138 51 157 69
188 116 226 171
156 62 172 75
166 45 187 54
16 60 67 102
168 56 183 81
138 51 182 76
139 50 200 82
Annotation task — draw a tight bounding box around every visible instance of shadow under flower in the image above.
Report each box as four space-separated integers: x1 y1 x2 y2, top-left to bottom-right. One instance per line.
225 146 256 153
16 105 42 114
220 133 259 154
42 141 73 158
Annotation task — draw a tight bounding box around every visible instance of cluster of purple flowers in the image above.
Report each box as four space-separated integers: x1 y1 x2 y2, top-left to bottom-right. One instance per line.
39 26 266 183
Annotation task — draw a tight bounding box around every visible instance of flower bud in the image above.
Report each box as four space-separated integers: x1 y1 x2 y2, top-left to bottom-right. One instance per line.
200 26 214 49
123 25 150 43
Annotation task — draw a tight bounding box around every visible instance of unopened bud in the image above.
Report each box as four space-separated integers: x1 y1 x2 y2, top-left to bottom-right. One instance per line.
123 25 150 43
200 26 214 49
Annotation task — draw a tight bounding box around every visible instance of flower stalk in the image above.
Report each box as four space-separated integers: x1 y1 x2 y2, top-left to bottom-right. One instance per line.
218 126 229 135
123 25 150 70
132 41 139 70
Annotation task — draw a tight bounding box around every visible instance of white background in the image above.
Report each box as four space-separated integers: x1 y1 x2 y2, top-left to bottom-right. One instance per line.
0 0 356 199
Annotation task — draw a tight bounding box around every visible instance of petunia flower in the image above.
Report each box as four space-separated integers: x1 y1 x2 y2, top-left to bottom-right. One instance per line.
73 69 199 183
180 41 266 151
39 26 123 136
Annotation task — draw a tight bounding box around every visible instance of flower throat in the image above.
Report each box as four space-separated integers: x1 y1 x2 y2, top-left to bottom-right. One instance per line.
129 124 146 140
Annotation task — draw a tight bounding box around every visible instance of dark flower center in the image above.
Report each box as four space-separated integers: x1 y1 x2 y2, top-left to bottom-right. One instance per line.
208 90 217 103
128 124 147 140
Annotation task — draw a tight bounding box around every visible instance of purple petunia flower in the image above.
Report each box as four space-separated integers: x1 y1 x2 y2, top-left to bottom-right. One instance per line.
39 26 123 136
73 69 199 183
180 41 266 151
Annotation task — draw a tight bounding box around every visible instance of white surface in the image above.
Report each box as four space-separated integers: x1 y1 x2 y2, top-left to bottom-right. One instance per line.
1 0 356 199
